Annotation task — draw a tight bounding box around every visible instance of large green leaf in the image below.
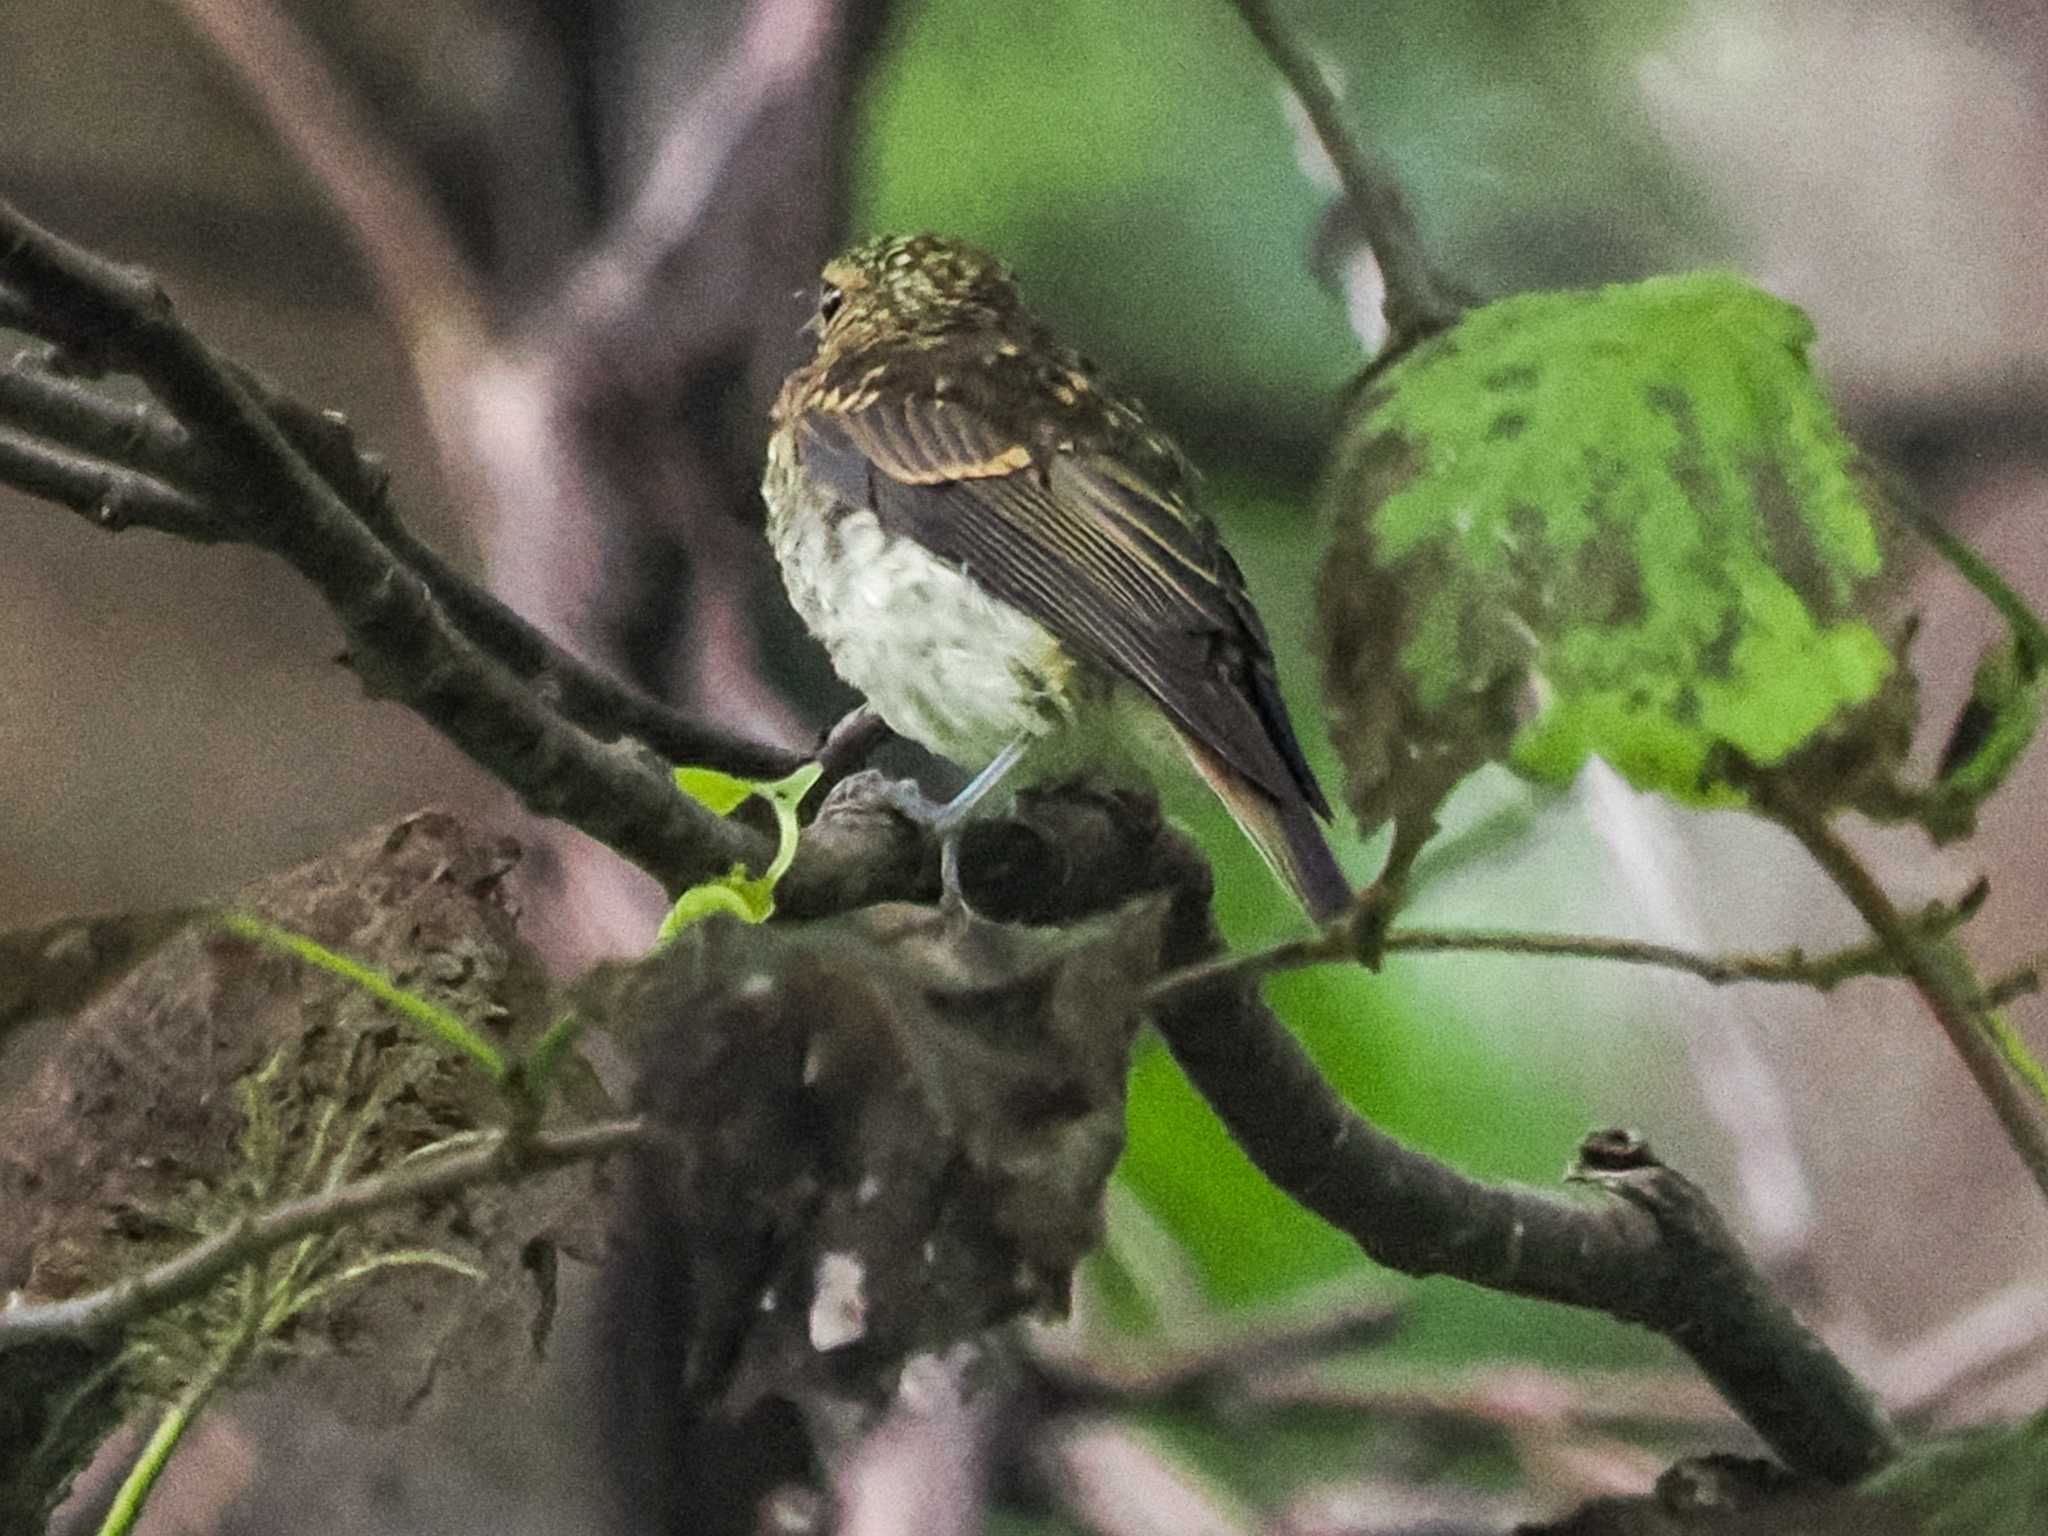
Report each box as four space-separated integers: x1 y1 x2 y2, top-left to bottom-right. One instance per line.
1317 272 1913 843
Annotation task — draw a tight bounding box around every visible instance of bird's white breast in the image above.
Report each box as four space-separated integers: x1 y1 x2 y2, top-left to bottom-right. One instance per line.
766 436 1076 769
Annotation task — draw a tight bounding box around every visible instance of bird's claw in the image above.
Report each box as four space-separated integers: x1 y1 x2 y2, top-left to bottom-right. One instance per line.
938 831 972 918
879 778 949 829
878 779 979 916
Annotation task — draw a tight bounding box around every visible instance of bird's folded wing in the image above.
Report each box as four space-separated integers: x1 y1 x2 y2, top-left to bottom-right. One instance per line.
795 397 1329 816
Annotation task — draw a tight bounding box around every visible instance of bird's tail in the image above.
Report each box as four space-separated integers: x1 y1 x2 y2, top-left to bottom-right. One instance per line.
1176 732 1352 924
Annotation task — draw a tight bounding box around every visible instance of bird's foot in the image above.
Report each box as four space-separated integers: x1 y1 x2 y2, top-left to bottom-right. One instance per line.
937 830 972 919
878 779 980 917
879 777 949 829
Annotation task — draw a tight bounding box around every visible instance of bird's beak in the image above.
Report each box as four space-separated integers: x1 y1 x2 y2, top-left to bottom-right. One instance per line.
795 287 824 340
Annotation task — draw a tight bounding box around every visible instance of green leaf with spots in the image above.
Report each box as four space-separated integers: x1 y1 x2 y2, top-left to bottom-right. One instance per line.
1317 271 1912 843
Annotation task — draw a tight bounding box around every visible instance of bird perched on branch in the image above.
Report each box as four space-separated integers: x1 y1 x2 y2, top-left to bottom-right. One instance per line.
764 233 1349 920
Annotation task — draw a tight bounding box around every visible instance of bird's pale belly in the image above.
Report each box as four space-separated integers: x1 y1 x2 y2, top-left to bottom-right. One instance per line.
768 481 1078 769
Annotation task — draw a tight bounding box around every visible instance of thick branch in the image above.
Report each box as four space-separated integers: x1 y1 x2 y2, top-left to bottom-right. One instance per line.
1138 837 1897 1484
0 1118 645 1352
766 782 1899 1483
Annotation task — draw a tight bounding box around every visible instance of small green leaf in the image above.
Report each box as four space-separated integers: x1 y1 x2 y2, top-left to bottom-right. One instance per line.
658 761 821 941
1318 271 1911 842
672 765 759 816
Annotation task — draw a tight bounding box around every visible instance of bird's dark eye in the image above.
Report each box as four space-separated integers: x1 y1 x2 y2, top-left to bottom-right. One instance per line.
817 284 846 326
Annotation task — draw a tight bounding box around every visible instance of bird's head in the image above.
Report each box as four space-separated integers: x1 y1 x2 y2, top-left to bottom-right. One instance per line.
807 234 1024 355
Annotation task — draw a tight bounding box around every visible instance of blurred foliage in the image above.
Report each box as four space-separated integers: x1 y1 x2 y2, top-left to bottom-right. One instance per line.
853 0 1711 450
1866 1410 2048 1535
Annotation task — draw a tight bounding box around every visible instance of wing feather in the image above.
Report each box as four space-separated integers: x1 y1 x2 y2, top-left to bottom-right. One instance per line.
794 398 1330 816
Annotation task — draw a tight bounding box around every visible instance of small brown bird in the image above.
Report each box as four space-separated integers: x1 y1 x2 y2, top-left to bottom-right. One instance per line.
764 233 1349 920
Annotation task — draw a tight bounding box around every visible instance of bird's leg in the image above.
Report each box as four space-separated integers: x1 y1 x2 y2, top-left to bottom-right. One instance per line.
873 736 1032 910
815 705 893 780
932 736 1032 912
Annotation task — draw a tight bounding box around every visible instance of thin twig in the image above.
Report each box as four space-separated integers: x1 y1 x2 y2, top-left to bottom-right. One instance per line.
1028 1287 1400 1405
1748 775 2048 1207
1140 919 1351 1006
1384 922 1934 990
1139 892 1982 1011
1224 0 1460 345
0 344 202 475
0 1119 646 1352
0 422 233 540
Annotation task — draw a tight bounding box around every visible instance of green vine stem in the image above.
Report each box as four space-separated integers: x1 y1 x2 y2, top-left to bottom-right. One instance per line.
96 1283 261 1536
217 913 508 1083
1893 494 2048 673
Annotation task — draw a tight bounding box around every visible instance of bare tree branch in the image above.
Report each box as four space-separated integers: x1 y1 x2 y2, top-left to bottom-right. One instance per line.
0 198 802 894
1137 835 1899 1485
171 0 495 449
